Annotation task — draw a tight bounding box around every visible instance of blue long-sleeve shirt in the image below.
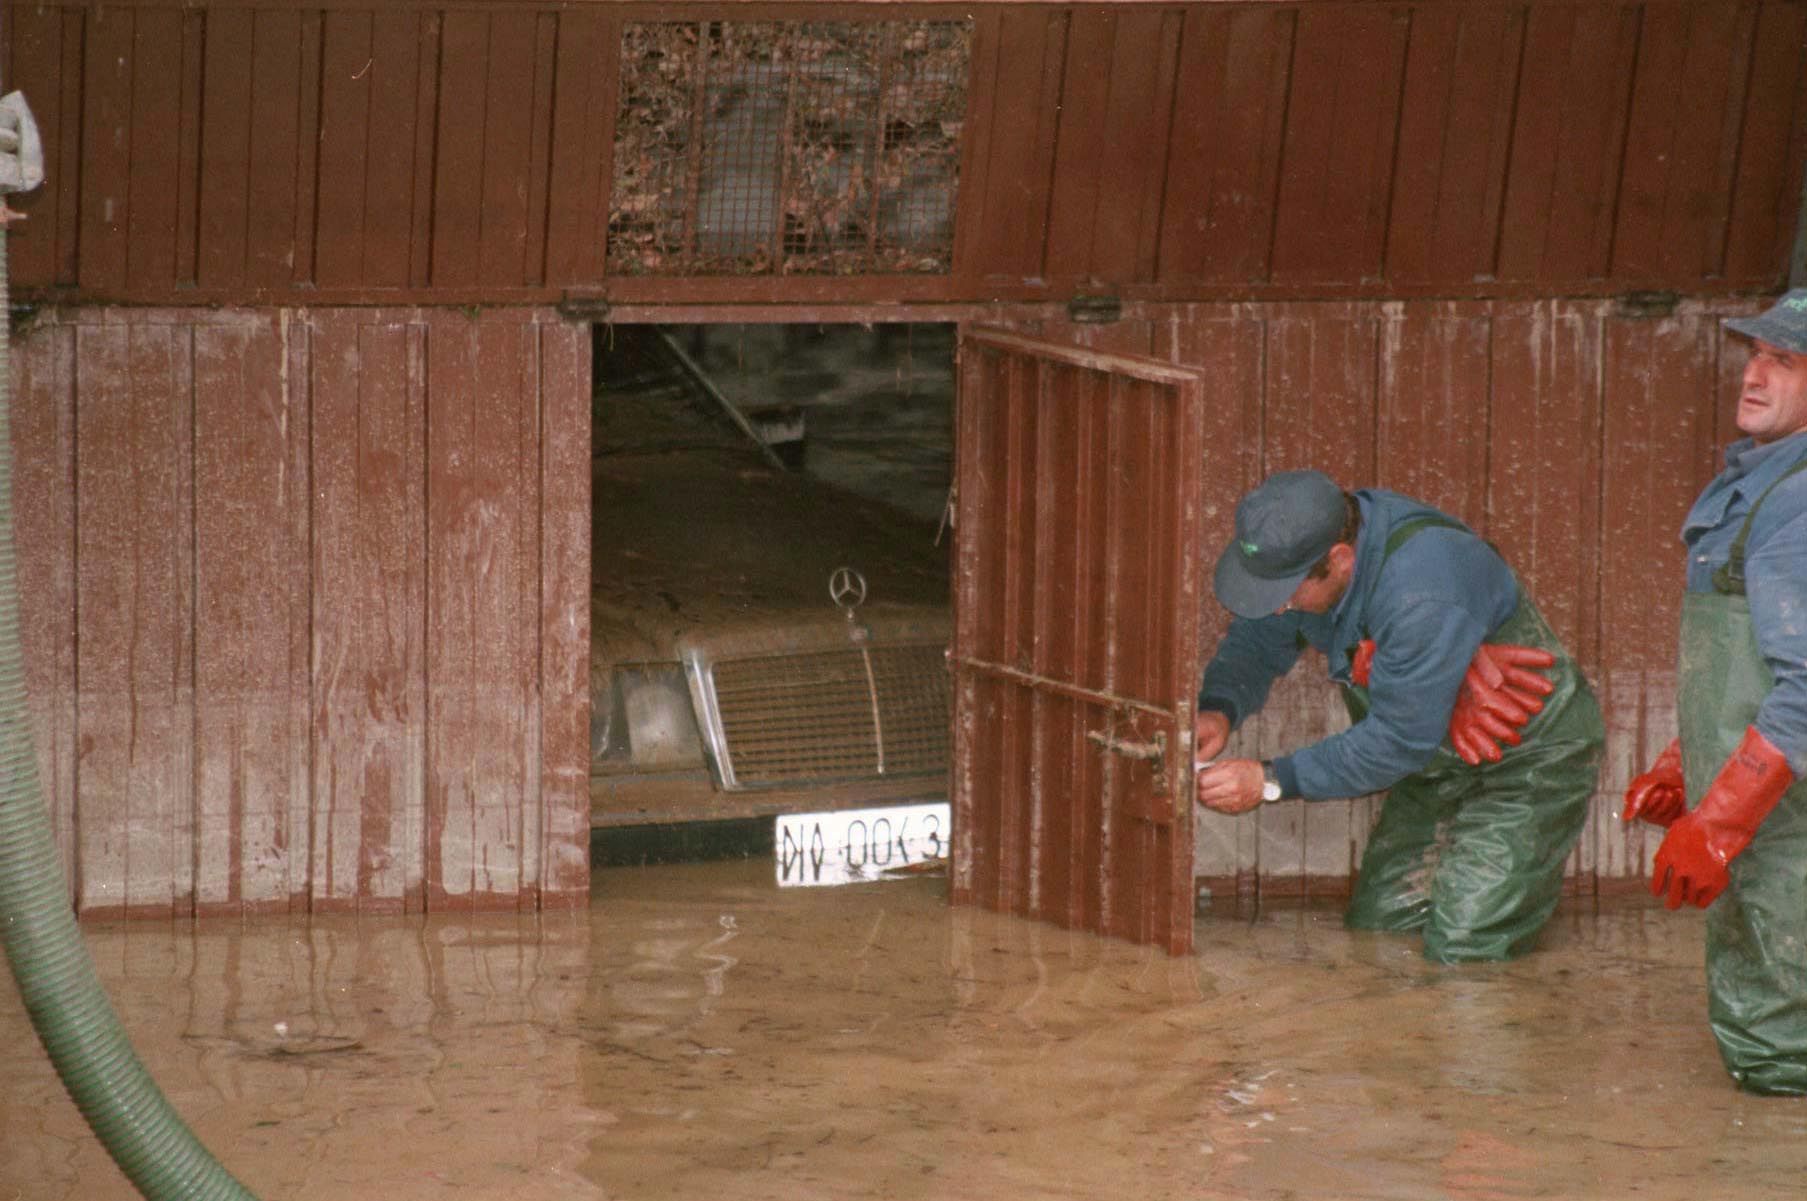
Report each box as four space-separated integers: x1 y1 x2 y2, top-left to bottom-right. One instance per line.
1198 490 1520 800
1680 429 1807 775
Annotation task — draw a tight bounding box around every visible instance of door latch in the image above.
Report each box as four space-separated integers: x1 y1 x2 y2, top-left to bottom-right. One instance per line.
1086 728 1168 792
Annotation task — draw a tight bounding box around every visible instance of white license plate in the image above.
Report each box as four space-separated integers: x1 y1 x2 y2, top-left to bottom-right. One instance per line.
774 801 950 888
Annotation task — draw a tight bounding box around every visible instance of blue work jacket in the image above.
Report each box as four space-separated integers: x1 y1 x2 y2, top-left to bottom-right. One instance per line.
1198 489 1519 800
1680 429 1807 776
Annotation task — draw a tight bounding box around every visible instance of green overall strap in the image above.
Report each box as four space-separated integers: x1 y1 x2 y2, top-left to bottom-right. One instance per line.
1355 514 1471 642
1382 514 1469 561
1295 515 1472 651
1711 459 1807 597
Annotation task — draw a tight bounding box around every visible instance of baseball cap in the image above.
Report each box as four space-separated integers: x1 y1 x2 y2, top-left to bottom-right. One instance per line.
1725 289 1807 354
1213 470 1348 618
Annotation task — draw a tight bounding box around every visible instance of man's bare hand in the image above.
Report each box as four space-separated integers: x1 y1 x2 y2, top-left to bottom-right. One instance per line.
1194 710 1231 766
1195 758 1265 815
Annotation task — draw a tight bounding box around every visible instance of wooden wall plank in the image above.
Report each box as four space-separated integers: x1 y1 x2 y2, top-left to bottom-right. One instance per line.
309 312 369 909
74 322 195 916
951 343 1011 910
544 8 616 287
1083 8 1179 284
1271 8 1410 285
1158 7 1292 286
1486 304 1603 670
198 8 254 290
1074 364 1113 929
536 319 592 901
964 8 1065 288
522 13 558 288
174 10 203 287
1042 10 1115 289
1386 6 1523 286
1029 368 1083 924
1612 1 1749 282
77 6 134 294
367 9 425 288
477 15 539 285
293 10 325 285
1723 0 1807 284
995 357 1038 915
425 314 537 909
309 313 428 913
1497 5 1640 284
315 10 376 289
246 9 305 289
1375 305 1492 527
308 9 424 288
192 316 305 913
124 9 185 292
410 14 443 287
432 11 490 289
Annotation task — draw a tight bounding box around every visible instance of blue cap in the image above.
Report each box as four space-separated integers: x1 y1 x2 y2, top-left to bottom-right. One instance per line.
1213 470 1346 618
1725 289 1807 354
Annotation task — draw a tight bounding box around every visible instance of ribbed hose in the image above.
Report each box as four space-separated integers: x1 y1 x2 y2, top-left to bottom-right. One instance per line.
0 234 260 1196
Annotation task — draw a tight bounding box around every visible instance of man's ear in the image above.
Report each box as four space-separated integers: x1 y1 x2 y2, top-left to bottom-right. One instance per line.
1328 542 1357 580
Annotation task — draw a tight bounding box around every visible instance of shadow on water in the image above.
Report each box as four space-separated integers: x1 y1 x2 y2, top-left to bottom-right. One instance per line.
4 860 1806 1200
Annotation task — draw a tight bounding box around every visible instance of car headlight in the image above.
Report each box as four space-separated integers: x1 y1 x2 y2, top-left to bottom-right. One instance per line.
591 663 706 771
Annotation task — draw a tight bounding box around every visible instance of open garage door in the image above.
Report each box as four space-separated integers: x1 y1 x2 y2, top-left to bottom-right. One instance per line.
950 329 1207 954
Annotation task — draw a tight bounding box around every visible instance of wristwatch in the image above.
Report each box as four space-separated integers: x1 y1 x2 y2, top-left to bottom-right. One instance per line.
1259 761 1283 803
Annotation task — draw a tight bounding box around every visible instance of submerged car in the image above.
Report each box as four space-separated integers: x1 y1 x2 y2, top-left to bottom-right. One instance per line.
589 325 952 832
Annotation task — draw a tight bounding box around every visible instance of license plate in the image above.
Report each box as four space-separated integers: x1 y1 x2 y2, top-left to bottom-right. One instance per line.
774 801 950 888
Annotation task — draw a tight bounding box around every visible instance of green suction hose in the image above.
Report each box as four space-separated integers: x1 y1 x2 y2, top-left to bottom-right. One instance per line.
0 90 260 1200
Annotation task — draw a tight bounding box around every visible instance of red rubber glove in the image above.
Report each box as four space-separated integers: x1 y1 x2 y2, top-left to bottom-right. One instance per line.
1621 738 1686 828
1350 640 1555 764
1651 726 1795 910
1449 643 1555 764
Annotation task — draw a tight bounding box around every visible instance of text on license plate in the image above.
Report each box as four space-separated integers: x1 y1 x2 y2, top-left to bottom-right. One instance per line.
774 801 950 888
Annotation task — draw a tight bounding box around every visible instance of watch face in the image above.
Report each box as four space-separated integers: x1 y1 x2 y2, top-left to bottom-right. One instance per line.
1262 780 1283 802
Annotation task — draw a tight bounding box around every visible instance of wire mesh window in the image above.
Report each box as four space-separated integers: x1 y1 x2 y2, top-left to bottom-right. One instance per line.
609 20 971 276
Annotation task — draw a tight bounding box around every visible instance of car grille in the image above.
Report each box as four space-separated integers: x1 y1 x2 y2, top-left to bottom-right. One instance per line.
694 641 948 789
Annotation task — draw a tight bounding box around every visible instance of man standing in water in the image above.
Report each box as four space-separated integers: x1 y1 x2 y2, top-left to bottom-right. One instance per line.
1194 470 1604 963
1621 289 1807 1095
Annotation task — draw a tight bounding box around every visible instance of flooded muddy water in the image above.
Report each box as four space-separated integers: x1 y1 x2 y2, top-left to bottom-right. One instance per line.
4 860 1805 1200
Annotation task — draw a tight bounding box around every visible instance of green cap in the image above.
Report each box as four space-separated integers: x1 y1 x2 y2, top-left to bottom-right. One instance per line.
1213 470 1345 618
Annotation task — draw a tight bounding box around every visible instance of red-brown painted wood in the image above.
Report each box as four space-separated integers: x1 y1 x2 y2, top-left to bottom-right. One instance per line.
192 317 309 913
247 8 307 290
954 328 1204 953
10 1 1803 306
196 7 253 291
961 6 1066 289
1385 6 1523 288
1158 5 1294 288
1270 7 1410 286
1724 0 1807 282
11 307 589 916
544 7 618 288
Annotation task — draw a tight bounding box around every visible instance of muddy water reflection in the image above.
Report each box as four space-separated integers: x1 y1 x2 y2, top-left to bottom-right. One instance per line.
3 861 1805 1200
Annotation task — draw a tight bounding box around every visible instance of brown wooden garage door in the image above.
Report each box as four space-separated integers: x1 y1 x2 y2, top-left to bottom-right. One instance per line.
950 328 1206 954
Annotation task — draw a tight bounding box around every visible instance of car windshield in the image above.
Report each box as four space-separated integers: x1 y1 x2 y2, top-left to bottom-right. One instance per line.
593 326 761 457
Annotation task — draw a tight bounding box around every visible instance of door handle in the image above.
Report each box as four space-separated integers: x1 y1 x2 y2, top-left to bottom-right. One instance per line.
1086 729 1168 791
